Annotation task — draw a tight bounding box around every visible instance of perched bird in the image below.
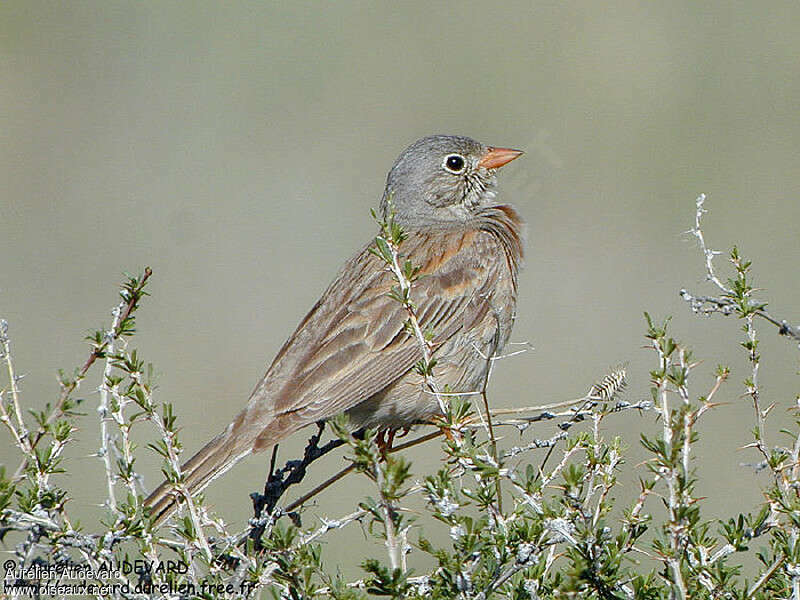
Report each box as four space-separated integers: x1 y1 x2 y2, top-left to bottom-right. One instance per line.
145 134 524 524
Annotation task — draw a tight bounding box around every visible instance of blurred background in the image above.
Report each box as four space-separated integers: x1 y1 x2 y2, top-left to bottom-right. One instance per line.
1 1 798 574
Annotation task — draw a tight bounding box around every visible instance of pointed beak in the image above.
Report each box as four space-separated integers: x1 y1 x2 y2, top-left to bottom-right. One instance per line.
478 146 524 169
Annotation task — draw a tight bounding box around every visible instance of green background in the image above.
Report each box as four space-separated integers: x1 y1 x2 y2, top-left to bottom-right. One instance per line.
1 1 798 572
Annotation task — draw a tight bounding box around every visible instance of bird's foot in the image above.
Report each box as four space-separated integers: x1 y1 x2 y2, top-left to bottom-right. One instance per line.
375 426 411 458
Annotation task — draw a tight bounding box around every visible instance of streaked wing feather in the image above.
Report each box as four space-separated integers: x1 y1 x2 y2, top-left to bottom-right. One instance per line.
271 228 491 425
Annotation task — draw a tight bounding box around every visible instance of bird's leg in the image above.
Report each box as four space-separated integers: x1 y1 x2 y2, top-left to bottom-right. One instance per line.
375 426 411 457
375 428 391 458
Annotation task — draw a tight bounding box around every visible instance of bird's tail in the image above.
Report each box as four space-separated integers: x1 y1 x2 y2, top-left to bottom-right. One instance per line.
144 413 295 527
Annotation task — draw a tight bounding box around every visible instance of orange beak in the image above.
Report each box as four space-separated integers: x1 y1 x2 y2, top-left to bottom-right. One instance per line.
478 146 524 169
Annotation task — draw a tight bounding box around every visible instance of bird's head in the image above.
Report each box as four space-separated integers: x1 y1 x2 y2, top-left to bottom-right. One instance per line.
381 134 522 228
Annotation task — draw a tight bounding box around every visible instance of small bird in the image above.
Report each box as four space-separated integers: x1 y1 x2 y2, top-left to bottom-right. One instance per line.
145 134 524 524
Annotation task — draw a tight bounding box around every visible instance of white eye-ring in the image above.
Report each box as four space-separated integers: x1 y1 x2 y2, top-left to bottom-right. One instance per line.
442 153 466 174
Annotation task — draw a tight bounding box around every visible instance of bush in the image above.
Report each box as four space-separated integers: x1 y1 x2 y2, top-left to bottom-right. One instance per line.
1 195 798 599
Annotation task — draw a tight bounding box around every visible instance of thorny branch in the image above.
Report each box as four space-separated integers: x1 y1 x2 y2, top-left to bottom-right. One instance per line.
249 422 346 542
14 267 153 480
682 194 800 346
372 207 449 417
97 302 125 514
253 370 641 521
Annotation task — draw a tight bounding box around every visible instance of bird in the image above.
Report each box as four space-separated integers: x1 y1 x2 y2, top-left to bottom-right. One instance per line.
144 134 525 525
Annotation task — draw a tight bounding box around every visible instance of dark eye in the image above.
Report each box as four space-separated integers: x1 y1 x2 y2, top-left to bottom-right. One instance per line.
443 154 466 173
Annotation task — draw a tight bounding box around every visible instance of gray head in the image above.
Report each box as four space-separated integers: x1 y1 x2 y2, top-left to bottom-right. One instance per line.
380 134 522 228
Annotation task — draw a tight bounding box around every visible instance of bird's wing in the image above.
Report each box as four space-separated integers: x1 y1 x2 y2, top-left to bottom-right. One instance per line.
249 227 498 431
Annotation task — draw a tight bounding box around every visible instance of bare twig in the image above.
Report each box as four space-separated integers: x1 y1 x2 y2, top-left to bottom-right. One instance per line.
284 429 439 514
249 422 346 541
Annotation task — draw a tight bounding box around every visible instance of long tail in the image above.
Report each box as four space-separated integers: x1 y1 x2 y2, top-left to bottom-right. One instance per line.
144 413 296 527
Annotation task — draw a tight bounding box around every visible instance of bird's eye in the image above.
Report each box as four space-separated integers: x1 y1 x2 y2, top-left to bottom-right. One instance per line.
443 154 466 174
